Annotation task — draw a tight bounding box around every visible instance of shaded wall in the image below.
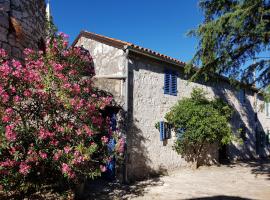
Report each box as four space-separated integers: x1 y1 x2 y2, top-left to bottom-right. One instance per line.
127 52 270 180
74 36 270 181
76 36 127 105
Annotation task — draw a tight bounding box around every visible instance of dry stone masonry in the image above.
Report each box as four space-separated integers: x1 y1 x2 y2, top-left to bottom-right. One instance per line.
0 0 46 59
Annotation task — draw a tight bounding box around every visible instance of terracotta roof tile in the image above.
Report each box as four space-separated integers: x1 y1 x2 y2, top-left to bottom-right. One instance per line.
72 31 260 92
72 31 186 67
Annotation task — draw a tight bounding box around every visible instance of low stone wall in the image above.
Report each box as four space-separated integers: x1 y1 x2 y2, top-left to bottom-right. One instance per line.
0 0 46 59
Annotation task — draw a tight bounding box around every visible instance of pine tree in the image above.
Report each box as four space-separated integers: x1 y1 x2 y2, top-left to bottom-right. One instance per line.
187 0 270 90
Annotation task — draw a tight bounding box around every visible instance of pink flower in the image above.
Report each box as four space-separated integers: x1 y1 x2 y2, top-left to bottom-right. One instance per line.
53 63 64 71
23 89 32 97
53 150 62 161
63 83 71 90
19 162 31 175
100 165 107 172
84 125 93 136
1 92 9 103
10 86 16 93
5 125 16 141
58 32 69 39
39 151 47 159
23 48 34 56
62 163 75 178
101 136 109 144
26 149 38 162
50 139 59 146
0 48 7 57
0 62 11 76
13 95 21 103
9 146 16 155
11 59 22 69
64 146 71 154
72 84 80 94
12 70 21 78
0 86 4 94
0 159 16 167
2 115 10 123
84 88 90 93
5 108 13 115
38 128 53 140
76 129 82 135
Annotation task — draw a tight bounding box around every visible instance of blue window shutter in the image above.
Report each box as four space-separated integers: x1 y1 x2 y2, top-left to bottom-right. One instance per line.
159 121 165 141
170 72 177 96
110 113 117 131
164 70 177 96
164 71 170 94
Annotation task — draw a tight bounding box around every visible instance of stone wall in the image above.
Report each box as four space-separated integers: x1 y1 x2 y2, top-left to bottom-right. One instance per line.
0 0 46 59
76 36 127 105
74 35 270 181
127 53 270 180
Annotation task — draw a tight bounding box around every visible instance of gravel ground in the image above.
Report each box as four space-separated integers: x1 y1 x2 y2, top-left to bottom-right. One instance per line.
124 160 270 200
1 160 269 200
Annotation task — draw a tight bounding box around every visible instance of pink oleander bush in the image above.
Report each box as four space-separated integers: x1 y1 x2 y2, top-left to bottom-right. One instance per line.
0 33 124 194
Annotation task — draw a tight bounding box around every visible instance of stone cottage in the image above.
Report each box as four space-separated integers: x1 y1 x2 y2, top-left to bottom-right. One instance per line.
73 31 270 181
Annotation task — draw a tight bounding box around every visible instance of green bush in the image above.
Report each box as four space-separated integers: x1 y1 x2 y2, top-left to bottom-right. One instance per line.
165 88 234 167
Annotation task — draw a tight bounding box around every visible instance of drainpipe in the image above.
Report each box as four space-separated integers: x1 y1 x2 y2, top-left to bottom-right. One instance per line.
122 45 130 183
123 45 130 112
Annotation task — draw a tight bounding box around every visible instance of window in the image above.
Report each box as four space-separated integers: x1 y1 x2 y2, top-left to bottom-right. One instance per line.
164 70 177 96
238 89 246 104
265 102 270 117
159 121 171 141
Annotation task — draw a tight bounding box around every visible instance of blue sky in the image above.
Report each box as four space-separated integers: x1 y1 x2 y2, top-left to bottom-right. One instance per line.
50 0 202 62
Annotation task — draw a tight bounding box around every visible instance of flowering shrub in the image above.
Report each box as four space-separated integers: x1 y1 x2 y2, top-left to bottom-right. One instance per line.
0 33 124 193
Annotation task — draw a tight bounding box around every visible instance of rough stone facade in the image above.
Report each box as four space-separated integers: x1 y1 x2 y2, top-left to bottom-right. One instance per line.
76 36 127 105
75 33 270 181
0 0 46 59
127 53 270 179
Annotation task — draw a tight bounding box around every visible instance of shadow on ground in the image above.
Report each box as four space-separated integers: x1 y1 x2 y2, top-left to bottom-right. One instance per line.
80 159 269 200
223 159 270 180
186 196 254 200
78 176 164 200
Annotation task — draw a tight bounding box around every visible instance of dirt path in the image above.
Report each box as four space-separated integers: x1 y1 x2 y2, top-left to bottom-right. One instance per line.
123 161 270 200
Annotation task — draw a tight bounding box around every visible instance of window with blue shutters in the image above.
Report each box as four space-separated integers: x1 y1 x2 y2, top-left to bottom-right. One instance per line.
159 121 172 141
159 121 165 141
164 70 177 96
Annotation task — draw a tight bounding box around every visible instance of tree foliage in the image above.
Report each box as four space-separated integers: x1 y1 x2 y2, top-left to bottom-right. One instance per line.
187 0 270 89
165 88 234 167
0 33 124 194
